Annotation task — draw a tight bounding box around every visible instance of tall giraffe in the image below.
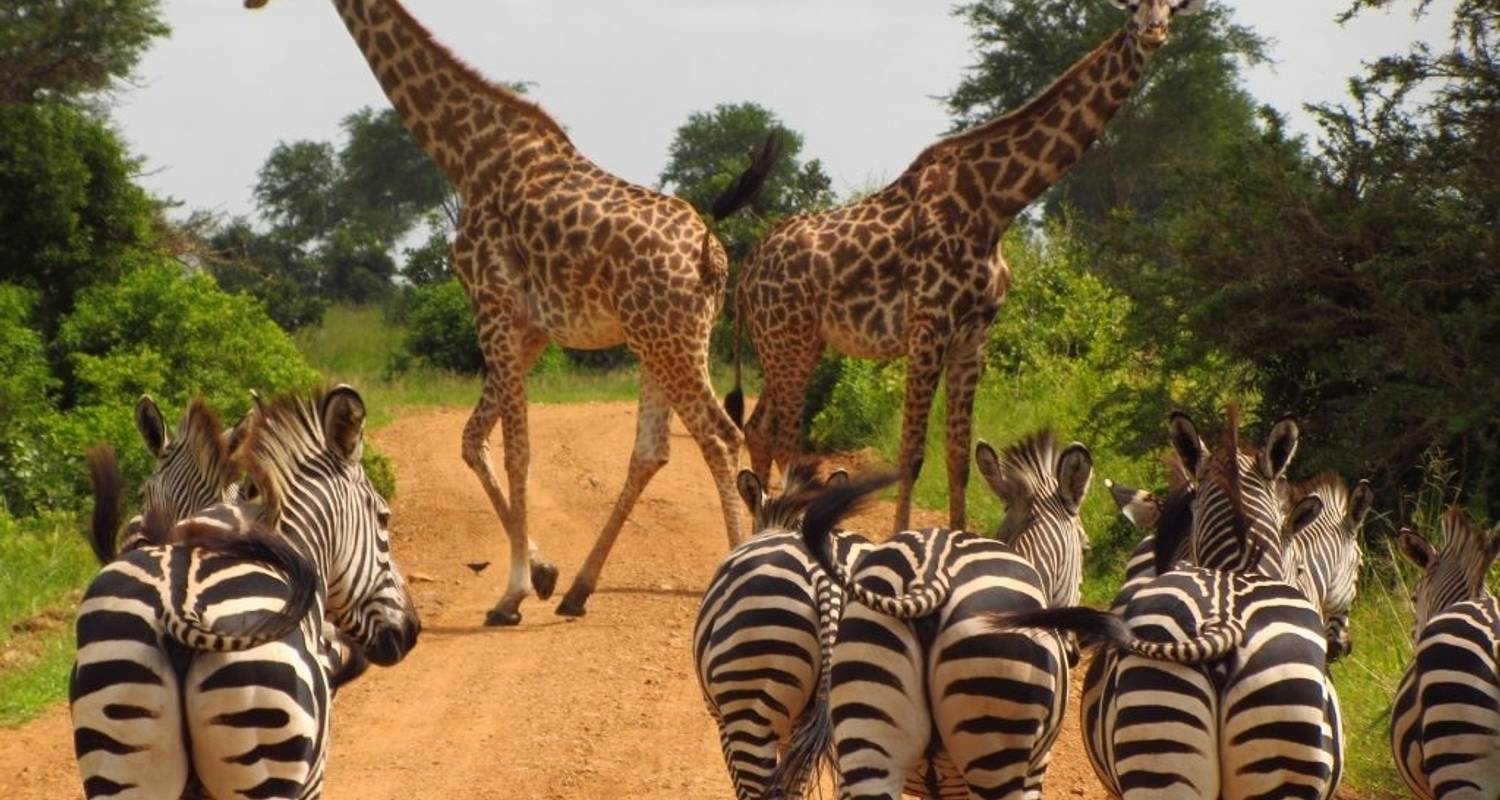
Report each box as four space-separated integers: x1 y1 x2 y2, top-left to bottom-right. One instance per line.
246 0 779 625
729 0 1203 532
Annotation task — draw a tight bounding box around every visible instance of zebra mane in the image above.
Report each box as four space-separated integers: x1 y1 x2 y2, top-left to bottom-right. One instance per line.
1151 484 1196 574
235 387 342 524
1220 405 1252 559
178 398 238 492
754 462 829 532
996 429 1062 501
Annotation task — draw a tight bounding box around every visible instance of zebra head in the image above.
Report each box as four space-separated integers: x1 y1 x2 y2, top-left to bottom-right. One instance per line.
1288 476 1374 660
133 395 240 528
976 431 1094 608
736 464 848 534
1164 409 1322 579
239 385 421 667
1397 507 1500 635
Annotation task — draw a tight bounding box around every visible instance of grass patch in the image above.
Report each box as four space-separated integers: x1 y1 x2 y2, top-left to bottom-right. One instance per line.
0 511 91 726
1331 574 1414 798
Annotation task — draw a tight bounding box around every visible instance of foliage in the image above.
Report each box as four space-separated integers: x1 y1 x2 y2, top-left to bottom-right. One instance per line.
401 213 455 287
316 222 397 304
338 107 453 246
0 0 170 103
807 358 906 453
404 278 483 374
361 444 396 502
205 219 327 330
945 0 1268 224
252 140 343 246
1090 0 1500 510
0 286 61 515
0 103 154 334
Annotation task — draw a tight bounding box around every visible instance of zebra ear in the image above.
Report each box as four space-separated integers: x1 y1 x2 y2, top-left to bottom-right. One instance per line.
735 470 763 518
322 385 366 463
1056 443 1093 514
1168 413 1204 484
135 395 168 459
1288 495 1324 537
1395 528 1435 572
1262 417 1299 480
975 440 1017 505
826 469 850 489
1348 480 1375 531
1106 479 1160 529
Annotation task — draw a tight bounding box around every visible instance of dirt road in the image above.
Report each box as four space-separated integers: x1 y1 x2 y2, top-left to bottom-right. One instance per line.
1 402 1109 798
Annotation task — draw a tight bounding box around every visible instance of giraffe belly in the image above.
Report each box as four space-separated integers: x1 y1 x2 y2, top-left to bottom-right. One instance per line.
821 307 905 360
529 291 625 350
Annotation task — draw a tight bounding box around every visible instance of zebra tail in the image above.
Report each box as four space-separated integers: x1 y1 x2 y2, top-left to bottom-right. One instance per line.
770 574 842 798
85 446 124 565
799 471 950 620
161 523 320 652
986 606 1244 665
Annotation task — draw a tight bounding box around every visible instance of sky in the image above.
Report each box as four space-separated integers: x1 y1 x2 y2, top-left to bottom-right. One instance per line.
112 0 1457 222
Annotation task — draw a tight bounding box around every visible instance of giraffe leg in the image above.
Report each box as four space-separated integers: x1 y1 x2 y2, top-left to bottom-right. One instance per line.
747 333 823 484
892 326 946 532
942 330 986 531
555 373 673 617
461 319 552 627
659 353 747 549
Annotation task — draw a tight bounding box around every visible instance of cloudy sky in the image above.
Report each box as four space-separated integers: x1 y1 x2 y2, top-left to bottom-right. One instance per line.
113 1 1455 221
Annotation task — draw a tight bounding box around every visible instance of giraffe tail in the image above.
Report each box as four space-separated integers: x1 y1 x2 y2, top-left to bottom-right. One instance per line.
985 606 1244 665
708 129 786 220
724 307 745 429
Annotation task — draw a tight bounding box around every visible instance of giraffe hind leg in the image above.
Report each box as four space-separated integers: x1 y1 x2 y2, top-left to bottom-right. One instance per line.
555 372 673 617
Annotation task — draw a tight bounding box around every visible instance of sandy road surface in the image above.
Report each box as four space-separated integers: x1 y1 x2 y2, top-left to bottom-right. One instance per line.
1 402 1113 799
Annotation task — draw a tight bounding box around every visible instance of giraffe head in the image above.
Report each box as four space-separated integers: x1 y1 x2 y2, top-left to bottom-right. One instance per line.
1109 0 1205 48
243 0 269 8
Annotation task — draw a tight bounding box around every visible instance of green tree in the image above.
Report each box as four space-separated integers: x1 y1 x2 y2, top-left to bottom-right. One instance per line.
338 107 451 247
0 103 154 335
0 286 61 514
945 0 1269 224
0 0 169 103
317 223 397 304
658 102 835 263
400 214 455 287
205 219 327 329
253 140 343 245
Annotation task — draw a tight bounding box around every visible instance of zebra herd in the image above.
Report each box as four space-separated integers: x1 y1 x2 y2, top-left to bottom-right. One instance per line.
694 411 1500 799
69 387 419 799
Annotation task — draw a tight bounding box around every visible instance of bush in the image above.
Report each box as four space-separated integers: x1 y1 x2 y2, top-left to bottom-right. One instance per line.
404 278 483 373
0 286 64 515
807 357 905 453
361 444 396 501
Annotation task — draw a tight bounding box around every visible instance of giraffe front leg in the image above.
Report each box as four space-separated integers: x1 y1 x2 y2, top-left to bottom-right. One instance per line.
942 330 985 531
555 372 673 617
463 314 551 626
893 325 945 533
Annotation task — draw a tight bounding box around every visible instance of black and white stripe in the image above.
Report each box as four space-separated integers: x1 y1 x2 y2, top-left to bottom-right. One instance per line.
694 464 869 799
70 386 420 800
789 431 1093 799
1287 475 1373 661
994 411 1343 799
1391 508 1500 799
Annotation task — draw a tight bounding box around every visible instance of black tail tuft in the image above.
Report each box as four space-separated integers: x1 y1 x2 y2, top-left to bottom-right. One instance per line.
708 130 786 220
85 446 123 565
724 388 744 430
769 693 834 798
985 606 1133 652
800 470 898 577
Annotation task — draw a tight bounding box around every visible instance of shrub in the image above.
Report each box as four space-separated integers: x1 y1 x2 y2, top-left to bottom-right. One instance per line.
0 286 64 515
404 278 483 373
361 444 396 501
807 357 905 453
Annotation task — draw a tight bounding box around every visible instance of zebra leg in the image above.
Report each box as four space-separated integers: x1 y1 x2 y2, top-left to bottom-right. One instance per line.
1111 657 1220 800
941 322 985 531
70 590 190 799
829 605 931 799
556 372 673 617
186 640 326 800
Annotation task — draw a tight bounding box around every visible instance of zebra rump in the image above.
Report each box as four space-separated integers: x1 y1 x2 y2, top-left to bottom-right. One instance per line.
986 604 1243 665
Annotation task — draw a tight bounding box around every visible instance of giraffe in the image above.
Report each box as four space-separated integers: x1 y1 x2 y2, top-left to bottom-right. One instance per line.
727 0 1204 533
245 0 780 625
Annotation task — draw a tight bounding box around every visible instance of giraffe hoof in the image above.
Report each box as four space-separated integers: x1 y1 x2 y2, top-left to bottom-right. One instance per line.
531 561 559 601
554 588 591 618
483 608 522 627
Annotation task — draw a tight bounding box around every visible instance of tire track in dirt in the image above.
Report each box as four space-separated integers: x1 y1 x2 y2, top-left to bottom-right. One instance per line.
1 402 1110 798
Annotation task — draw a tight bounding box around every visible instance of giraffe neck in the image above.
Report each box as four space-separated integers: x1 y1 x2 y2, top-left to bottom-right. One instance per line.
329 0 577 194
940 27 1159 229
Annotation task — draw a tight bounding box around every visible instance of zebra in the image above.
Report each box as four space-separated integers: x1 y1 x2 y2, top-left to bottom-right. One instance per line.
694 463 867 800
70 385 420 800
991 410 1343 800
787 430 1093 799
1391 507 1500 799
1103 471 1374 659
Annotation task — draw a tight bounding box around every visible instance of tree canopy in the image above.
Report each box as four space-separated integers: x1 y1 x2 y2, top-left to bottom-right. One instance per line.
0 0 169 103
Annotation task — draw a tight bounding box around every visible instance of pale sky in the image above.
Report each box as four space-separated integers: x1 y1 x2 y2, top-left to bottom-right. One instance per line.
113 1 1456 221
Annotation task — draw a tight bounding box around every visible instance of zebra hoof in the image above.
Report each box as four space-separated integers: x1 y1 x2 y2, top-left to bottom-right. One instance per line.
555 588 590 618
484 607 522 627
532 561 560 601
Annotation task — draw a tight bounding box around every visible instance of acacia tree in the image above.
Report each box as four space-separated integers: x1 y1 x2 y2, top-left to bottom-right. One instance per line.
0 0 169 103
